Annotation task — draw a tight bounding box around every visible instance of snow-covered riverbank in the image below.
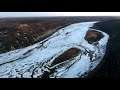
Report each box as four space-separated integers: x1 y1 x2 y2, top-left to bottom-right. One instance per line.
0 21 109 78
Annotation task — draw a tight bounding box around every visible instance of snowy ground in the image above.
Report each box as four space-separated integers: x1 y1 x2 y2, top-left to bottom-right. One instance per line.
0 21 109 78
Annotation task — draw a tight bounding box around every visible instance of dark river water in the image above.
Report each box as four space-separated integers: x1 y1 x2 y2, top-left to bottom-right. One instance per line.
89 20 120 79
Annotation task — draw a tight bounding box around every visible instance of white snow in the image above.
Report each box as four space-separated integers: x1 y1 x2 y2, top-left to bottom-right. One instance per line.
59 55 91 78
0 21 109 78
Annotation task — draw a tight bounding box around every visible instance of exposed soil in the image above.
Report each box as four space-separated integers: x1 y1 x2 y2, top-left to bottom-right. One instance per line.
51 48 81 66
85 30 104 44
0 17 72 53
